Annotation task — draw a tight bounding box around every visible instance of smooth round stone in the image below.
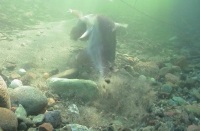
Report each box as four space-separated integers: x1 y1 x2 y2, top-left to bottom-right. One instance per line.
10 86 48 115
9 79 23 89
18 68 27 76
0 107 18 131
139 75 147 81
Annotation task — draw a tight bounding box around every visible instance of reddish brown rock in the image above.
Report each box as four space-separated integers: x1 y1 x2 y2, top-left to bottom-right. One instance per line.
0 75 11 109
39 123 54 131
0 107 18 131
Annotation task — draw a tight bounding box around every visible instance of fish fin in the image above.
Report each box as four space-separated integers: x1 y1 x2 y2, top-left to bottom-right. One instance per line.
68 9 83 18
114 22 128 29
79 28 92 40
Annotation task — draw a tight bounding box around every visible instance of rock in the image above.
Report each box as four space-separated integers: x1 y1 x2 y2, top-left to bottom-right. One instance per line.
172 96 187 106
159 67 171 76
187 124 200 131
43 72 50 79
20 72 37 85
149 77 156 85
0 107 18 131
47 98 55 106
0 75 11 109
10 86 48 115
38 123 54 131
133 61 159 77
160 84 173 96
63 124 89 131
5 62 16 70
15 104 27 119
171 66 181 74
20 117 34 127
173 56 188 69
47 78 99 101
124 65 139 77
190 89 200 100
9 79 23 89
33 114 45 124
68 104 79 115
10 73 21 79
185 104 200 116
18 68 26 76
138 75 147 81
44 110 62 128
165 73 180 85
18 122 28 131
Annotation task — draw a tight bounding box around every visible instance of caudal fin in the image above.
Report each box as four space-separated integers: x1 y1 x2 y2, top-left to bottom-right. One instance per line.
114 22 128 29
68 9 83 18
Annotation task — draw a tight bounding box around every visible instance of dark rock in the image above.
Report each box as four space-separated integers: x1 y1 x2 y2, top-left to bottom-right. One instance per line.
44 110 62 128
159 84 173 96
18 122 27 131
5 62 16 70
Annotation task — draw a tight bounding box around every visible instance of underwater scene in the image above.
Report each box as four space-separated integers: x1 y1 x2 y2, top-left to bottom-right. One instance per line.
0 0 200 130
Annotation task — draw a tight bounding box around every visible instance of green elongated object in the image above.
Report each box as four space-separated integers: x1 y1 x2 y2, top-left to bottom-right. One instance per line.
47 78 99 102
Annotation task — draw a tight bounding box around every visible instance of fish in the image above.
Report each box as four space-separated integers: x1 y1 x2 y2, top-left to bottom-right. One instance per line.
69 9 127 77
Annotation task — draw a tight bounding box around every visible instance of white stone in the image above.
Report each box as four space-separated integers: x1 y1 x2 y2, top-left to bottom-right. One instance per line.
9 79 23 89
18 68 26 76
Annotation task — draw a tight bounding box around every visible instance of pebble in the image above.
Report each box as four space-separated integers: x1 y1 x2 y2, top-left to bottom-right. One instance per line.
160 84 173 96
18 68 27 76
47 98 55 106
18 122 28 131
32 114 45 124
138 75 147 81
10 86 48 115
44 110 62 128
38 123 54 131
15 104 27 119
0 107 18 131
9 79 23 88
